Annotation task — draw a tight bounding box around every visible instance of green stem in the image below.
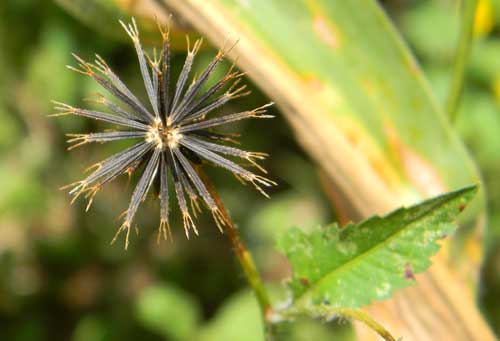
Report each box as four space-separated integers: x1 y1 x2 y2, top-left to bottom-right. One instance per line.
446 0 478 122
335 308 396 341
283 305 397 341
196 167 276 340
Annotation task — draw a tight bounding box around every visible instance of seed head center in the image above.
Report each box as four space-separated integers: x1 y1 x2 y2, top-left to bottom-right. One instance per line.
165 127 182 149
146 121 182 150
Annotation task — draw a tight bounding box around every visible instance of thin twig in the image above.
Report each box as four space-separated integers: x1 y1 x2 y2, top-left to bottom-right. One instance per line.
195 166 276 340
446 0 478 122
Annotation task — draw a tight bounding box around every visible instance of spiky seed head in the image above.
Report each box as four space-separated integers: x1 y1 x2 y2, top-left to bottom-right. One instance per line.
53 18 275 248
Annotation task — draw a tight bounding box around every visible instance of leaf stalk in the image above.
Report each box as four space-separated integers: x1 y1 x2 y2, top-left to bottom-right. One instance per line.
282 305 397 341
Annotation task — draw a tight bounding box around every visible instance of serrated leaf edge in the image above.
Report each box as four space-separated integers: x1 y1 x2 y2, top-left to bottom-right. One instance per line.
293 185 477 307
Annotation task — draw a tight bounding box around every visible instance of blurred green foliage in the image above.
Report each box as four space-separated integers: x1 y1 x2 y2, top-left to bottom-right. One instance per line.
0 0 499 340
136 284 201 339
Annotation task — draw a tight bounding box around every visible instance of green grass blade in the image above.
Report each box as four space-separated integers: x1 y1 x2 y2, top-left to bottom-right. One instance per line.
161 0 484 224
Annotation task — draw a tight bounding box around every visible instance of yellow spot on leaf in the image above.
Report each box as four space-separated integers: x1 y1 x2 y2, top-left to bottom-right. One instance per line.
335 116 402 192
313 15 340 48
385 120 446 197
474 0 495 38
303 74 341 107
361 78 376 95
465 233 483 269
304 74 324 91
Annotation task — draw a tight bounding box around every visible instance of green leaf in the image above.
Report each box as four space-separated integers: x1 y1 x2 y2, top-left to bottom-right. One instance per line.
197 291 264 341
278 186 477 309
72 315 108 341
135 283 201 340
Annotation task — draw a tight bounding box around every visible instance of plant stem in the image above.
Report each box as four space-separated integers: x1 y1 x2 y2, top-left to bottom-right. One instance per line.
283 305 397 341
336 308 396 341
446 0 478 122
196 166 276 340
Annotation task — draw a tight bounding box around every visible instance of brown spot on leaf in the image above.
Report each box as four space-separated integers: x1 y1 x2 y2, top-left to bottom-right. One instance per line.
300 277 311 287
313 16 340 48
459 204 466 212
335 116 402 191
404 263 415 280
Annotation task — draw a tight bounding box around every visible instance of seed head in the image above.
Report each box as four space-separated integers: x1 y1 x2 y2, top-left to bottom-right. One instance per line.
52 18 275 249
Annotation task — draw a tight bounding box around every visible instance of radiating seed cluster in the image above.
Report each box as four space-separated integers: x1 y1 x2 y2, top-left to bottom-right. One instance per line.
52 19 275 248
